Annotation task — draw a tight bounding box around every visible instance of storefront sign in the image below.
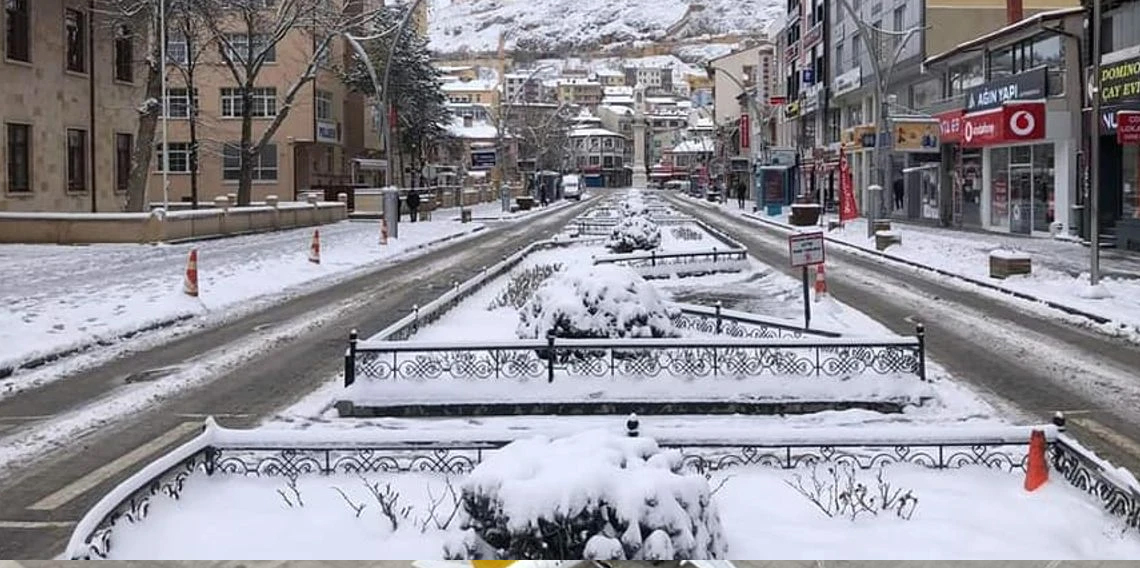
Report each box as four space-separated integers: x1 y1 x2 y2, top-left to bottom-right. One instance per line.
802 84 822 113
739 114 751 150
471 149 497 169
785 41 800 63
1100 56 1140 105
833 68 861 97
965 67 1047 113
1118 110 1140 143
937 109 965 143
802 68 815 86
891 119 940 152
803 22 824 50
316 120 338 144
785 100 801 119
961 101 1045 147
852 125 876 149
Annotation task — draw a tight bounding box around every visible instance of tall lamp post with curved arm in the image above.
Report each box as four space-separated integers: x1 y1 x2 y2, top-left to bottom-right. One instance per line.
834 0 928 236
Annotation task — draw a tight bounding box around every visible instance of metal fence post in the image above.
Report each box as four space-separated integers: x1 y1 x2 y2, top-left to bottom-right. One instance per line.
715 301 723 335
651 250 656 267
916 323 926 381
546 332 555 383
1053 411 1066 432
626 413 640 437
344 329 358 387
412 305 420 333
713 246 718 263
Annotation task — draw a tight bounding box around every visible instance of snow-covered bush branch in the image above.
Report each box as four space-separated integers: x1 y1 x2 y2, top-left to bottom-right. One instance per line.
785 463 919 521
607 215 662 253
445 431 727 560
489 263 564 310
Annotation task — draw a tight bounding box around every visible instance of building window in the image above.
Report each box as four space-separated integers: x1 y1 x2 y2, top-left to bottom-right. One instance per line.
851 34 862 68
221 87 277 118
5 0 29 62
948 57 984 96
114 26 134 82
223 143 278 181
835 42 844 75
167 34 188 65
222 34 275 64
65 8 87 73
987 45 1014 80
6 123 30 193
910 77 941 109
893 5 905 30
826 108 841 144
164 88 199 119
67 129 87 192
316 90 333 120
316 36 332 67
156 142 192 173
116 133 133 192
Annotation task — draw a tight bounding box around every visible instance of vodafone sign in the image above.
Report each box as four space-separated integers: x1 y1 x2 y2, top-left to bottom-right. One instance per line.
960 101 1046 147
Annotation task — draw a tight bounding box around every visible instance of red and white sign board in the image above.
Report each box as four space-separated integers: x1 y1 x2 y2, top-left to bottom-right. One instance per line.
1119 111 1140 144
961 101 1046 147
740 114 750 150
789 231 826 267
937 109 964 143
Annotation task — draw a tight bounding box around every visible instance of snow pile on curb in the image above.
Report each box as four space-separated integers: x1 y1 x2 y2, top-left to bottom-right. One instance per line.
517 264 679 340
447 430 727 560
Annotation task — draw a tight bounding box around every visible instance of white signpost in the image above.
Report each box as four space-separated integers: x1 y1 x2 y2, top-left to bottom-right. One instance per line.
788 231 826 328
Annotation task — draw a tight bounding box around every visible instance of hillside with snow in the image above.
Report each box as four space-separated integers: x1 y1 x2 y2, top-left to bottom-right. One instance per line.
427 0 784 55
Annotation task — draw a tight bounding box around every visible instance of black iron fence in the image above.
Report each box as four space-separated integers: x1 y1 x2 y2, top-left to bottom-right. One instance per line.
344 331 925 387
593 248 749 276
672 302 843 339
66 415 1140 560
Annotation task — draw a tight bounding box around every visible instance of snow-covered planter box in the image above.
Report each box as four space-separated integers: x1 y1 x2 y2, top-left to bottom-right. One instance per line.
607 215 662 253
517 264 679 351
989 250 1032 279
447 430 727 560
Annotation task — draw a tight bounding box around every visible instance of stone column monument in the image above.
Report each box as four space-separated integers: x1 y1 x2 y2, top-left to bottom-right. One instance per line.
631 83 648 188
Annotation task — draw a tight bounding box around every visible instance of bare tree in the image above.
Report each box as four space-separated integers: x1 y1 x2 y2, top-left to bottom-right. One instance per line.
194 0 380 205
93 0 166 211
166 0 214 208
509 103 573 173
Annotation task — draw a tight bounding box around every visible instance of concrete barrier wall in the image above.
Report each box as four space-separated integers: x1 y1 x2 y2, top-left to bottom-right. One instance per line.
0 202 348 244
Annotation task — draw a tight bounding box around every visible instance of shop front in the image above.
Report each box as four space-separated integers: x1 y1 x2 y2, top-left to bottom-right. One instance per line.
1092 54 1140 250
951 68 1074 235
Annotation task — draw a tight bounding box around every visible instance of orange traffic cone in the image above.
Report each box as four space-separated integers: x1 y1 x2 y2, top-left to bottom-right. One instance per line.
309 229 321 264
183 248 199 297
1024 429 1049 491
380 217 389 245
813 263 828 302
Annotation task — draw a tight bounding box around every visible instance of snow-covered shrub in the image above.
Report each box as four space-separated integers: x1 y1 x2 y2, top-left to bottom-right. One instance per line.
516 264 678 343
445 430 727 560
607 215 662 253
489 263 564 310
619 197 650 218
671 226 703 241
785 462 919 521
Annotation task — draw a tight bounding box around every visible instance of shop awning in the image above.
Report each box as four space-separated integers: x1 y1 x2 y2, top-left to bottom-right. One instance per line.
352 158 388 170
902 164 940 174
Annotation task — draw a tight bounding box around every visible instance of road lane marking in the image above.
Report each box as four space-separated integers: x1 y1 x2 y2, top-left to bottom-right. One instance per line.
0 520 75 529
27 421 200 511
1070 417 1140 461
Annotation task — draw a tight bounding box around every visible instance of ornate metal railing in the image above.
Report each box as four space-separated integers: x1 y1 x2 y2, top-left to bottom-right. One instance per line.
69 417 1137 561
672 302 843 339
593 248 749 277
344 334 925 387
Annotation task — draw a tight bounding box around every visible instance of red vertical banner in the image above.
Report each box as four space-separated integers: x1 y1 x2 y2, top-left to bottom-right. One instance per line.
838 145 859 222
739 114 750 150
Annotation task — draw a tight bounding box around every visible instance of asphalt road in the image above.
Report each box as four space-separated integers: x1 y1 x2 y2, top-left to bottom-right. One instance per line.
668 195 1140 473
0 198 596 559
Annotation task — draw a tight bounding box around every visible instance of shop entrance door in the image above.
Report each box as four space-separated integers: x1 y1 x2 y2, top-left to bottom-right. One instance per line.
1009 165 1034 235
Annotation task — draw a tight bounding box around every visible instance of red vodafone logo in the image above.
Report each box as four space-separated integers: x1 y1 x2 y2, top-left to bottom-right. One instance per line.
1008 109 1036 137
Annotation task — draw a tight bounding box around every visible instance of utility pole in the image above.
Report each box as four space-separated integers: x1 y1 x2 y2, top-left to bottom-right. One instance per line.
160 0 169 209
495 31 509 211
1090 0 1103 285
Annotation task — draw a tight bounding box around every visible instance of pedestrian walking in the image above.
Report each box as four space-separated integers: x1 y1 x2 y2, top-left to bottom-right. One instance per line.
735 180 747 209
406 190 421 223
893 177 905 212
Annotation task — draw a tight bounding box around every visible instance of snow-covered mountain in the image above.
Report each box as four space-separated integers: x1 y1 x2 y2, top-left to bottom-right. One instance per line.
427 0 784 55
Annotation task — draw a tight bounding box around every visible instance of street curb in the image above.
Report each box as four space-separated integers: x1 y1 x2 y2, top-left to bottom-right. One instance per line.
0 226 491 381
735 211 1113 326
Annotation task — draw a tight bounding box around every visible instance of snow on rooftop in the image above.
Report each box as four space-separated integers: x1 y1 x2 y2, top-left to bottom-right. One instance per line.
569 126 625 138
441 79 498 92
448 117 501 139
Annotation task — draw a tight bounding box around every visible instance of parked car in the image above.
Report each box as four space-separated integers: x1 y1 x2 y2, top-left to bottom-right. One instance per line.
562 174 582 201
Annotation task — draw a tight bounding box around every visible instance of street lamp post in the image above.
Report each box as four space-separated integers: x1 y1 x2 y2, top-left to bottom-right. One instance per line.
1090 0 1103 285
834 0 926 237
160 0 169 209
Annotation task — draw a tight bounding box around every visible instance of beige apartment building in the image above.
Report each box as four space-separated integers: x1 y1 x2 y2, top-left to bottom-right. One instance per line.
0 0 146 212
152 13 382 205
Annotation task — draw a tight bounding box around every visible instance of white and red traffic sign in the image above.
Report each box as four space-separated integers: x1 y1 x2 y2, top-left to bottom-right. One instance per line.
788 231 825 267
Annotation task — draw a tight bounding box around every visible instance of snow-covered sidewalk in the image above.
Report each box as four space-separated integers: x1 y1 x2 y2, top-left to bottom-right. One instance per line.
682 196 1140 337
0 202 527 376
